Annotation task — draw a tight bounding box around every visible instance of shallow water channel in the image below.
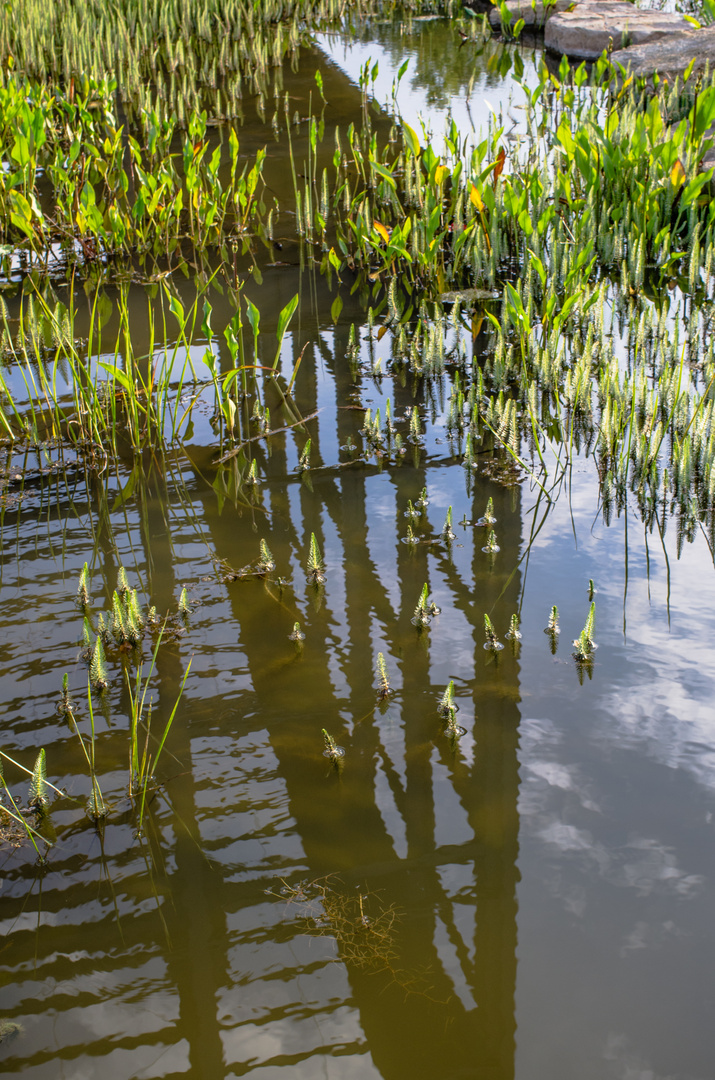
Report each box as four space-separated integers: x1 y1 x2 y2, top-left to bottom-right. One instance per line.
1 17 714 1080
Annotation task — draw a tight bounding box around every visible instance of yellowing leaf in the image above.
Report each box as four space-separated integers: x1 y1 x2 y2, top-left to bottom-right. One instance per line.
373 221 390 243
434 164 447 187
670 157 686 189
470 183 484 211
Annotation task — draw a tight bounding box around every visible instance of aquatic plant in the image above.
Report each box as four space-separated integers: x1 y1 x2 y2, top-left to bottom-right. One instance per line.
76 563 90 608
298 439 312 473
415 487 429 510
505 614 521 640
27 749 48 811
573 602 596 662
257 540 275 574
441 506 456 542
482 529 500 554
307 533 326 584
483 613 503 652
412 583 431 630
58 673 74 716
438 680 457 720
376 652 392 699
478 498 496 526
545 605 560 635
404 523 420 545
321 728 344 768
65 686 107 822
178 588 191 618
0 755 50 860
90 638 109 691
289 621 305 644
127 635 191 834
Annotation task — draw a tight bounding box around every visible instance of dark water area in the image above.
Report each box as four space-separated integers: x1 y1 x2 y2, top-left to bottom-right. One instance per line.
0 16 714 1080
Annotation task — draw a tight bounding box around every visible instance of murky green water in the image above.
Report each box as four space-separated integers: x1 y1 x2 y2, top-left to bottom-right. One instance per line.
1 18 714 1080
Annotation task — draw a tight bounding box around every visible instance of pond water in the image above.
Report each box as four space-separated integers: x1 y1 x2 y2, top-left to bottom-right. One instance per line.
1 15 714 1080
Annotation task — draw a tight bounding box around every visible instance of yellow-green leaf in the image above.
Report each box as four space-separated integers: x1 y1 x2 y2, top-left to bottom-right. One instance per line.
670 157 686 188
469 183 484 211
402 122 421 158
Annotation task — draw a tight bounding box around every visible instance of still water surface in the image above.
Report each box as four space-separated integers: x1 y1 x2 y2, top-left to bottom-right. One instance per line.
0 17 713 1080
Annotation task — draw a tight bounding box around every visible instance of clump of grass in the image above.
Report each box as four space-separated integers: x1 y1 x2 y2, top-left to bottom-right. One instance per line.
110 587 145 646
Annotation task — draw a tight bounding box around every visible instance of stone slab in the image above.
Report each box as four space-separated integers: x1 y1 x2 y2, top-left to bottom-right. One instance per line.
545 3 691 60
610 27 715 78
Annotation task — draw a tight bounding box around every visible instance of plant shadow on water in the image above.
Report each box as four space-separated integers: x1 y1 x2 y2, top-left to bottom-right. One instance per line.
0 4 715 1080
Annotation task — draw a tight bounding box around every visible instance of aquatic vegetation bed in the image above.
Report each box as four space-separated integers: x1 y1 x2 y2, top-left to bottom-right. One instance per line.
0 0 460 119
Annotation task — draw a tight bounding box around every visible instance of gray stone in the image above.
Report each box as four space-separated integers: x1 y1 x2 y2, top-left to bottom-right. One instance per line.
488 0 574 31
610 27 715 79
544 2 691 60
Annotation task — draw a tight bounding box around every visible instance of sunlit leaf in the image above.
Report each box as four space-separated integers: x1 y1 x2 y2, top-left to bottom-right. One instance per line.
469 183 484 211
402 122 421 158
374 220 390 243
670 157 686 189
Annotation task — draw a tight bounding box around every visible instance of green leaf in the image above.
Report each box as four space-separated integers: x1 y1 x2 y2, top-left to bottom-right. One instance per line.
99 362 133 393
402 122 421 158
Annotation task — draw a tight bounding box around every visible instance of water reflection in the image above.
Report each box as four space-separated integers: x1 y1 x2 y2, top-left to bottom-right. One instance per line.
0 264 524 1080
